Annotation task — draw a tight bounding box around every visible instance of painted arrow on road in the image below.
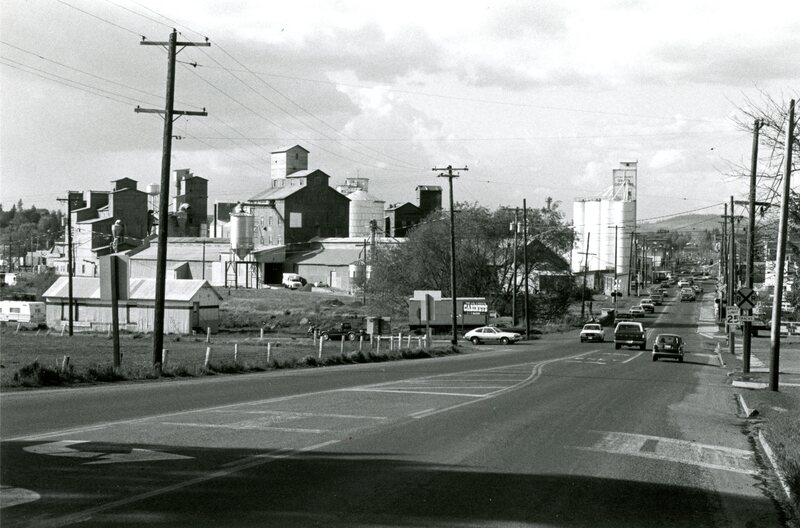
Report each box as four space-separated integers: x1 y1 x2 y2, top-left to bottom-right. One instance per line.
23 440 193 465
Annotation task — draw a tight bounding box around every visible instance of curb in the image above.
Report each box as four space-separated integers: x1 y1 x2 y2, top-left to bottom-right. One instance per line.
757 429 799 516
736 393 758 418
715 343 726 368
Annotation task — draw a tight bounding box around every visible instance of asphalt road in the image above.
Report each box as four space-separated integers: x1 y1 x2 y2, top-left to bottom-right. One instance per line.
0 286 787 527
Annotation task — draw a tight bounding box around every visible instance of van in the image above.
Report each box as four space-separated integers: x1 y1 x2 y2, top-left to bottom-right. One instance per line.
0 301 46 325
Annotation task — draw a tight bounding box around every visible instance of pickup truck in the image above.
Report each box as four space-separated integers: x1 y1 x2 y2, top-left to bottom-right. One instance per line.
313 323 366 341
614 321 647 350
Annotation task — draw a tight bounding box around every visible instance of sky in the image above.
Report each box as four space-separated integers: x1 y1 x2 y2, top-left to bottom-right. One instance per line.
1 0 799 224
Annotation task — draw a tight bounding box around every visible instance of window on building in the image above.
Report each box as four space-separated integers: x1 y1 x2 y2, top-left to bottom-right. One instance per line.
268 216 273 226
289 212 302 228
295 152 299 160
10 307 20 314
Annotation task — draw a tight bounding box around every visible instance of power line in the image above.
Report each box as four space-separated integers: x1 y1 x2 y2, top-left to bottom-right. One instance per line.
55 0 146 38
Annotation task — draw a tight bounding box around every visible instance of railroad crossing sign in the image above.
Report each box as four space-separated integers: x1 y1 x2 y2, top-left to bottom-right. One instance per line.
735 287 756 310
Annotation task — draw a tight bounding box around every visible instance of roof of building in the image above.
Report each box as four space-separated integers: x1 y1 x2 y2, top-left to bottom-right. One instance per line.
294 248 363 267
416 185 442 191
272 145 309 154
43 277 222 301
385 202 419 212
248 185 303 202
129 242 233 262
347 189 384 203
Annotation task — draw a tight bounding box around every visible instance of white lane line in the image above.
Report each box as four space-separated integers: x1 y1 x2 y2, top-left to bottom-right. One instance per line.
412 350 597 420
160 422 330 434
34 440 340 528
377 386 510 390
339 388 487 398
578 431 757 475
621 350 645 364
0 486 41 509
408 408 437 418
207 410 388 420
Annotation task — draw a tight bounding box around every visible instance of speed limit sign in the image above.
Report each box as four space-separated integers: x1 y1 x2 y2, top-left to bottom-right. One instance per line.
726 313 740 326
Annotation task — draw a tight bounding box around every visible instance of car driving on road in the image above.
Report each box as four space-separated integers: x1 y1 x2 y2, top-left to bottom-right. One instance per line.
652 334 685 362
579 323 605 343
640 299 655 313
680 288 696 302
629 306 646 318
464 326 521 345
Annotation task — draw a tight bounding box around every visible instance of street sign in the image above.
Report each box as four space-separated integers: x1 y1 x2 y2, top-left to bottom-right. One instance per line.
726 314 740 325
735 287 756 310
739 315 756 322
727 306 740 316
462 302 488 314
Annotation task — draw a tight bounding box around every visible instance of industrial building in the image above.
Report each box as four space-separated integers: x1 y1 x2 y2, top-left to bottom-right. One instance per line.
571 162 637 293
246 146 350 244
42 276 223 334
384 185 443 237
53 178 149 277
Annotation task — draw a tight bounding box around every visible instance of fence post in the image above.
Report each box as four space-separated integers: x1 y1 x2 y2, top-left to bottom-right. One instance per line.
318 337 324 359
359 335 363 352
407 335 411 348
376 336 381 353
60 324 65 336
204 346 211 367
15 323 21 334
313 329 317 346
267 342 271 364
206 327 211 343
260 327 264 340
340 337 345 355
60 355 70 373
234 343 238 364
163 349 169 369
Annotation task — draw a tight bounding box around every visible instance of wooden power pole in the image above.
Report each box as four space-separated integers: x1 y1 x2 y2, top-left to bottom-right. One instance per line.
433 164 468 347
137 30 209 373
769 98 796 392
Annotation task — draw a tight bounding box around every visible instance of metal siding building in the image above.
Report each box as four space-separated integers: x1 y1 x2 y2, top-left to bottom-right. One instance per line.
42 277 223 334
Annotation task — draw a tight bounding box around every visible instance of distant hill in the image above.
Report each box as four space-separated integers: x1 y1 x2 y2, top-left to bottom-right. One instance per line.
637 214 719 234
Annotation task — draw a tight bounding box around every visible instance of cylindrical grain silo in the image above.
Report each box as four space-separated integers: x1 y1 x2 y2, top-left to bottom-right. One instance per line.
348 190 385 238
584 199 601 271
572 200 586 273
229 207 254 260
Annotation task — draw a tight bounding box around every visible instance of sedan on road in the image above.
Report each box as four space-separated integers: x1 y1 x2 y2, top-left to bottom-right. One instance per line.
464 326 522 345
629 306 646 318
652 334 685 362
579 323 606 343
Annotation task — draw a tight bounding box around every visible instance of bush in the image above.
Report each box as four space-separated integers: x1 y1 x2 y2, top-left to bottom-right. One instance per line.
13 361 65 387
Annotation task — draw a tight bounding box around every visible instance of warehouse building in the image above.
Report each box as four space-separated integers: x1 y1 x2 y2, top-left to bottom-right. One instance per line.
42 276 222 334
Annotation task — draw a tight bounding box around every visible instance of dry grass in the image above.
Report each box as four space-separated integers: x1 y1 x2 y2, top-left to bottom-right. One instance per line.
740 388 800 508
0 327 453 388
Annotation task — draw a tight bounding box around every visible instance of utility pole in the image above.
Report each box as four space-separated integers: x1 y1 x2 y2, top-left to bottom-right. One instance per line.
523 200 530 338
580 232 591 320
511 208 519 325
740 118 764 371
137 30 209 373
433 164 468 347
57 194 76 336
769 98 795 392
729 196 736 356
627 232 635 296
613 225 619 313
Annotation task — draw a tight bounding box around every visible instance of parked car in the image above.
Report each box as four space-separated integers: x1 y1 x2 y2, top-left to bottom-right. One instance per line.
464 326 522 345
680 288 696 302
614 321 647 350
580 323 606 343
652 334 685 362
629 306 646 318
640 299 655 313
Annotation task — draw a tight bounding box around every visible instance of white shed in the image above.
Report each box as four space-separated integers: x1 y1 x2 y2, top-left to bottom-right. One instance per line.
42 277 223 334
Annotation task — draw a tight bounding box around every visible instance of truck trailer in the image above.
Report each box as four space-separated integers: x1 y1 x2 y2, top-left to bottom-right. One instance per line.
408 293 490 333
